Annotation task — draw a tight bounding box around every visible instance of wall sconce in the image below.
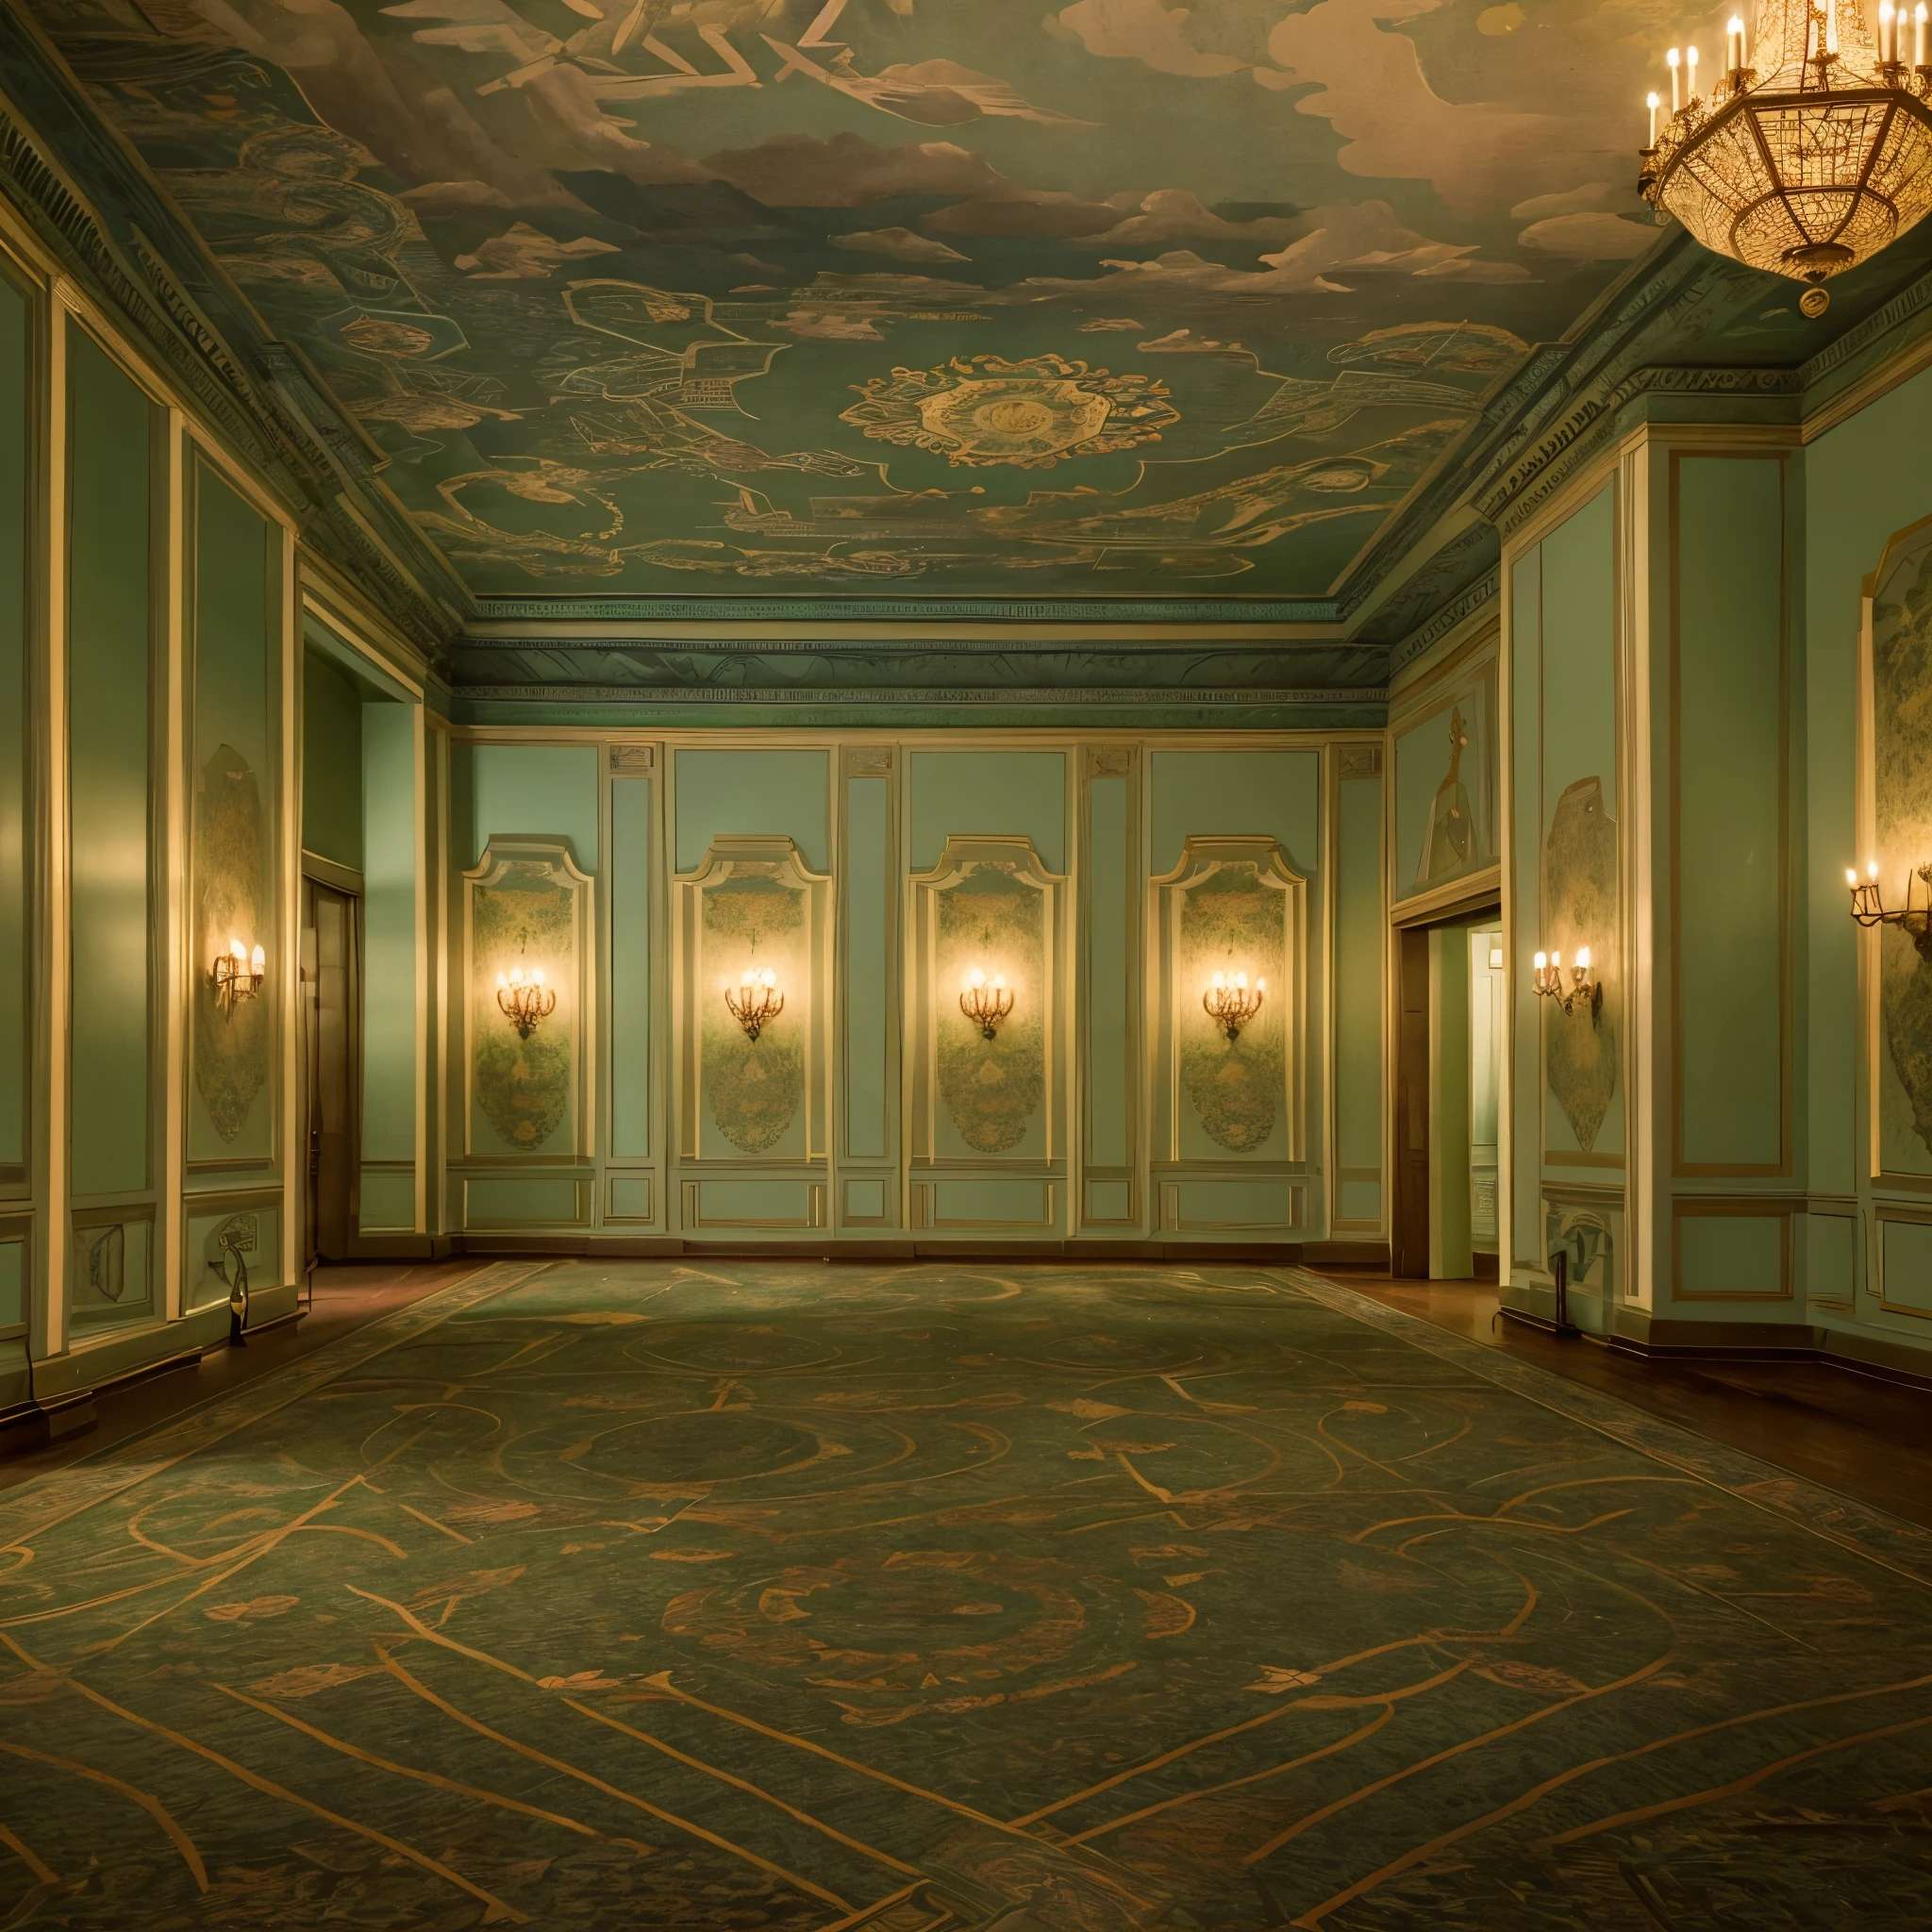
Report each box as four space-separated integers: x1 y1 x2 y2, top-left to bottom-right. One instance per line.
1533 947 1600 1019
496 965 555 1039
725 966 784 1042
1847 860 1932 959
211 939 264 1017
1203 969 1264 1042
959 966 1013 1041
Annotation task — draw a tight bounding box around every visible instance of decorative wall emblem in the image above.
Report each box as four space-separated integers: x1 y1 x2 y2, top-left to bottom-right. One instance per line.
1393 652 1497 901
73 1222 125 1307
1542 775 1620 1153
936 864 1046 1154
840 356 1178 470
193 743 268 1144
466 840 591 1157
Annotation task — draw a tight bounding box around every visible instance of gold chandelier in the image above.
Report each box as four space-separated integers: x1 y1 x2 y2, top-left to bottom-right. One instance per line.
1640 0 1932 314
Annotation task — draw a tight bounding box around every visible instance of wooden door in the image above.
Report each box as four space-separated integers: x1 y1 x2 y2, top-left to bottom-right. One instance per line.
302 879 358 1262
1392 924 1431 1276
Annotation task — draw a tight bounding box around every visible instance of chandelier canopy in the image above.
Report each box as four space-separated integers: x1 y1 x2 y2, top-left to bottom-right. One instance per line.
1641 0 1932 312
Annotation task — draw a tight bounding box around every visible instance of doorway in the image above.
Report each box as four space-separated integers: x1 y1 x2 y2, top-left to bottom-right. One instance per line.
299 877 359 1264
1391 906 1502 1279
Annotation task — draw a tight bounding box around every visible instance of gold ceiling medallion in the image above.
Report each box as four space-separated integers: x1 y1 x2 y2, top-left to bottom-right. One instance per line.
1640 0 1932 317
840 355 1178 469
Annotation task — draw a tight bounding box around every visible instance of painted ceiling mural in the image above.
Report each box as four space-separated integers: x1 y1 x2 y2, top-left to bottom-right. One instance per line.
31 0 1689 604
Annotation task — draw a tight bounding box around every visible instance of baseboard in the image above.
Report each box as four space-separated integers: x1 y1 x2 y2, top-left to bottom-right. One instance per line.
439 1233 1391 1265
1499 1291 1932 1391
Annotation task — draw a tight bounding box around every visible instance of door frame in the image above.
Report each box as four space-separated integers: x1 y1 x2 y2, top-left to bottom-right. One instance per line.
1390 889 1501 1279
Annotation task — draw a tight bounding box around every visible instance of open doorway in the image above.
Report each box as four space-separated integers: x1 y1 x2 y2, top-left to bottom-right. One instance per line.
1392 906 1502 1279
299 876 359 1264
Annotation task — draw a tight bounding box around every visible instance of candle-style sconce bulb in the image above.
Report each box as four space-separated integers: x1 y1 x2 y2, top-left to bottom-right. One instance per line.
1203 965 1266 1042
496 962 557 1039
1533 943 1602 1019
211 936 265 1017
724 963 785 1041
1847 854 1932 953
959 965 1015 1041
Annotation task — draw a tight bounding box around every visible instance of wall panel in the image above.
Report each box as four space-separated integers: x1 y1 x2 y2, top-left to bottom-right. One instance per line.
67 330 156 1208
1674 455 1787 1173
0 277 25 1187
360 700 416 1229
609 773 652 1161
188 458 277 1167
843 764 891 1164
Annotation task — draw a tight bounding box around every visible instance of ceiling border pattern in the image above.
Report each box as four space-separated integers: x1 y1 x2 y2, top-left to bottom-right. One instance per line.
0 16 464 655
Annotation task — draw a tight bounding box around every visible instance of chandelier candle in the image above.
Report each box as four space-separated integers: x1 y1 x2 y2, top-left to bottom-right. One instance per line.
1641 0 1932 315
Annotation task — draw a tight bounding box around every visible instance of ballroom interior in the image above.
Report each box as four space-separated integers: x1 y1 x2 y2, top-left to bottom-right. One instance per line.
3 0 1932 1925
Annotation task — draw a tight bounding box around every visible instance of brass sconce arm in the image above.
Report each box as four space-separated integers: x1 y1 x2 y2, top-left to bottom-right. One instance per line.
1203 969 1265 1042
497 967 556 1039
959 968 1013 1041
1532 946 1601 1020
726 968 784 1042
211 940 264 1018
1847 862 1932 959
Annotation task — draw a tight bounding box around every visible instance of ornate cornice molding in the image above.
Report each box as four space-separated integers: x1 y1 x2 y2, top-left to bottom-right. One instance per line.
451 683 1387 707
471 594 1344 626
0 15 465 657
1389 566 1500 677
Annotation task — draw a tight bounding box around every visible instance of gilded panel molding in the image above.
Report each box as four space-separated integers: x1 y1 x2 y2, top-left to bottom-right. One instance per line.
461 838 592 1162
908 836 1065 1184
675 836 831 1170
1151 837 1308 1174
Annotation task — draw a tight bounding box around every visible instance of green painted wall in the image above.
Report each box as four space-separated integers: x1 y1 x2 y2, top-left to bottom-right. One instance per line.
1086 774 1130 1174
302 649 363 873
676 749 828 873
1539 484 1623 1164
1676 457 1785 1169
1805 358 1932 1349
0 278 25 1174
609 775 651 1159
1509 548 1541 1267
844 774 890 1161
360 701 416 1185
67 332 154 1202
1334 765 1383 1224
1806 368 1932 1204
908 751 1066 874
189 462 275 1164
1148 751 1319 878
473 743 599 872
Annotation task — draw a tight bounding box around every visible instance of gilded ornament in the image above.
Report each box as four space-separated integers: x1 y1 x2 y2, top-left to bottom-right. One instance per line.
841 355 1178 470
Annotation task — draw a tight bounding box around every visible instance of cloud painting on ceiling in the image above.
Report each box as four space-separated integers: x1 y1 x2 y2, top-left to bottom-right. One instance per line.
33 0 1664 602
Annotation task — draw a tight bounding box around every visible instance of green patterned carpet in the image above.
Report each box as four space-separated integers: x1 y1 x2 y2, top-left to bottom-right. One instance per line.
3 1259 1931 1929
